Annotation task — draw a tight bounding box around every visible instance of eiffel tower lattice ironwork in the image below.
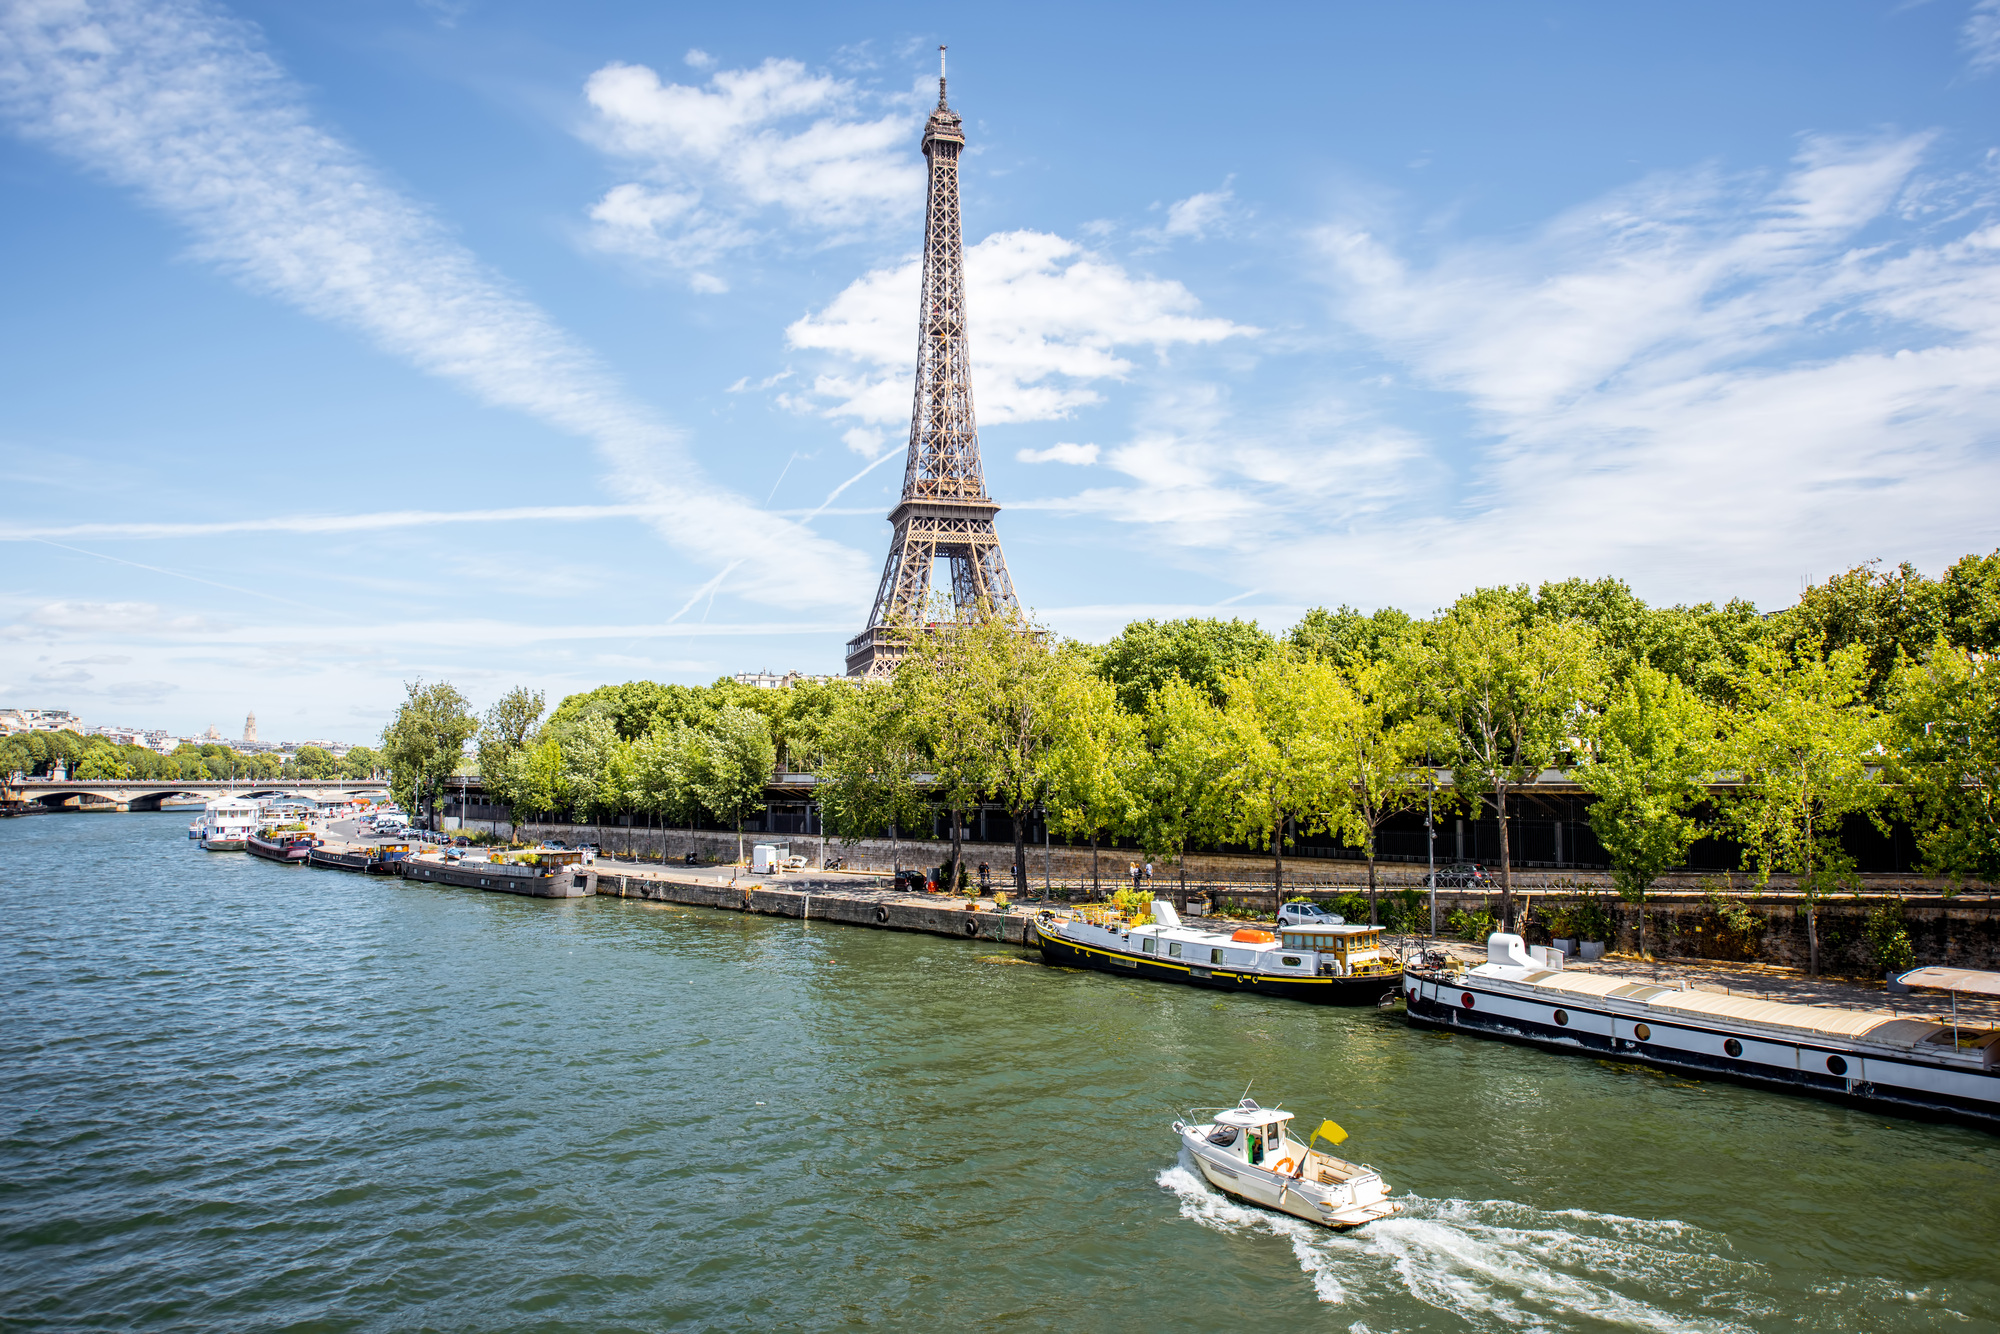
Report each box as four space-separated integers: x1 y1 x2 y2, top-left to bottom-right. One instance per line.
845 49 1019 678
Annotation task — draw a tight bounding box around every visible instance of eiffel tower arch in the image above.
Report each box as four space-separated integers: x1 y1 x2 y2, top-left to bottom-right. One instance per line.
845 50 1020 679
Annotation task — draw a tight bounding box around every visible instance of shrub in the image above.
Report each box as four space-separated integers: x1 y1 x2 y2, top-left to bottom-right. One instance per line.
1864 898 1916 975
1449 906 1495 941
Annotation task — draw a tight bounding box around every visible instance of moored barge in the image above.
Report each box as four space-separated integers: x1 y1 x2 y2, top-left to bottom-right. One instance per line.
1034 900 1403 1005
247 827 315 864
400 851 592 898
1404 934 2000 1129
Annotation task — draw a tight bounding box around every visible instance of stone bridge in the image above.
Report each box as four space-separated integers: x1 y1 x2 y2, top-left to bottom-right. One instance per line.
1 778 390 812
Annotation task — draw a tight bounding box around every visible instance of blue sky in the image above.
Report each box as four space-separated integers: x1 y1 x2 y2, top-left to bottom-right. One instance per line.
4 0 1999 743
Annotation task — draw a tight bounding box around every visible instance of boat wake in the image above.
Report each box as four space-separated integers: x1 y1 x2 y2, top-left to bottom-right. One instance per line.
1158 1154 1763 1331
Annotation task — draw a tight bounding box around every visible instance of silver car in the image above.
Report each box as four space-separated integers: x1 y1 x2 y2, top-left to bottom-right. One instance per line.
1277 901 1346 929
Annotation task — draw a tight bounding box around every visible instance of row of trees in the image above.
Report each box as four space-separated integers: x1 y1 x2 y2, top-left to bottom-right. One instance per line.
379 554 1997 976
1 729 381 784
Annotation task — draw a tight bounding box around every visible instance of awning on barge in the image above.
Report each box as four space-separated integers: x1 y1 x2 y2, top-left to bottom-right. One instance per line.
1895 967 2000 997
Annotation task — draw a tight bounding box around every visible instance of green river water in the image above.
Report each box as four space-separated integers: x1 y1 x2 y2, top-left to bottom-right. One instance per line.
3 812 1996 1331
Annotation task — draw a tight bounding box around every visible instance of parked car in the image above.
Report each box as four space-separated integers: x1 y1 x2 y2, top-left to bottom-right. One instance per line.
1277 901 1346 929
1423 862 1493 888
544 839 568 850
782 854 810 869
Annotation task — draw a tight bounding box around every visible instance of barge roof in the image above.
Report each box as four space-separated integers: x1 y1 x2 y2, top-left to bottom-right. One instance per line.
1508 968 1960 1048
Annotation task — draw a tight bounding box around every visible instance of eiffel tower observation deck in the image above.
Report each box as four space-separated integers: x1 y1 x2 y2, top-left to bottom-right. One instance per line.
845 49 1020 678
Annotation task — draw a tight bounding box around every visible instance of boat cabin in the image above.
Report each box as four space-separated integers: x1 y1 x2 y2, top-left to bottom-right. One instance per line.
1203 1105 1298 1170
1280 924 1387 975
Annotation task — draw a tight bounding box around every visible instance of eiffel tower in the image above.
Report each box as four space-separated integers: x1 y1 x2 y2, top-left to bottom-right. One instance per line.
844 48 1020 678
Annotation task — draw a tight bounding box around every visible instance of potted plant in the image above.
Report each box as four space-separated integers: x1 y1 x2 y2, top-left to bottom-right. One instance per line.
1574 899 1613 961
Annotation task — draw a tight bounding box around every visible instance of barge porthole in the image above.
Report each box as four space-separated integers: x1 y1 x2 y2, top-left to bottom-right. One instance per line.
1826 1054 1848 1075
1634 1023 1651 1041
1282 955 1301 967
1460 992 1475 1008
1408 987 1418 1002
1553 1009 1569 1026
1724 1038 1743 1057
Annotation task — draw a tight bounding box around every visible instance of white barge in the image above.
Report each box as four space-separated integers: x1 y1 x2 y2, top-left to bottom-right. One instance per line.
1404 934 2000 1129
1033 900 1403 1006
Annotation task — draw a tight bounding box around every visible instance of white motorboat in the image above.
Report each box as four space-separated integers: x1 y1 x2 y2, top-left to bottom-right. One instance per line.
1174 1098 1402 1228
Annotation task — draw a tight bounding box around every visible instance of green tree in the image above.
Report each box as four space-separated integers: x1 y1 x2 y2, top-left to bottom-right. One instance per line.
1288 605 1414 667
290 745 337 779
1407 589 1602 932
1938 550 2000 650
1045 665 1143 897
1725 642 1884 976
688 705 775 865
1770 561 1947 703
548 711 620 822
339 745 382 780
1576 662 1716 958
1885 642 2000 884
380 679 479 830
815 682 930 873
1323 654 1440 924
504 734 567 821
631 723 707 845
1096 616 1278 714
476 688 545 798
1218 652 1359 898
249 752 284 781
1130 678 1235 908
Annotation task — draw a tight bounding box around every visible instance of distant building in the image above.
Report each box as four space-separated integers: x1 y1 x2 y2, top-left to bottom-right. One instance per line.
243 711 257 743
204 725 221 742
0 708 82 735
732 670 845 690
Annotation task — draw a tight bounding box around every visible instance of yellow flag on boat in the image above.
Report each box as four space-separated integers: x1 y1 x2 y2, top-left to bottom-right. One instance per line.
1315 1119 1348 1145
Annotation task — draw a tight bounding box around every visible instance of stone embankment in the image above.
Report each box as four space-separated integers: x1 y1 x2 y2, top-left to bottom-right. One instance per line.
582 866 1042 946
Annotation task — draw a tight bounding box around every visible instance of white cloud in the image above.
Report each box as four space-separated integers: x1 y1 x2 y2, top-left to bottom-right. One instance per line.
841 425 889 457
786 230 1253 424
1966 0 2000 73
684 48 716 71
1163 182 1234 239
1016 442 1100 465
1279 133 2000 604
580 57 924 281
3 601 220 639
31 666 92 684
0 0 870 613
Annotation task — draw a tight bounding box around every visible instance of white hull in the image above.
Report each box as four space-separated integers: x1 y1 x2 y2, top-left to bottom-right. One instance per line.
1177 1125 1400 1228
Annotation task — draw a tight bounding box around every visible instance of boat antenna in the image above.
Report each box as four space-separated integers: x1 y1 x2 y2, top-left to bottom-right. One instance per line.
1239 1079 1255 1108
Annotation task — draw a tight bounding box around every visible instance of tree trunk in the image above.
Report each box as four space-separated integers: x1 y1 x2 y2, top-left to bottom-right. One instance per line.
949 806 964 894
1805 806 1818 977
1366 833 1379 925
1273 811 1286 918
891 821 899 879
1177 856 1188 914
1092 834 1099 897
1012 806 1029 900
1495 788 1514 933
736 817 744 867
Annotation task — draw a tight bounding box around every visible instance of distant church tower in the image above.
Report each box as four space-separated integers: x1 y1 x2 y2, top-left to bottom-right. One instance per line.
243 711 257 743
844 47 1020 678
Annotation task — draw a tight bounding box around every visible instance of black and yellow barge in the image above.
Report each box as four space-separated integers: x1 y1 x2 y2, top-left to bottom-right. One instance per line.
1031 901 1402 1006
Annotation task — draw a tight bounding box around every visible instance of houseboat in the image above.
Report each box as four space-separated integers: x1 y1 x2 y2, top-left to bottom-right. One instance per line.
196 798 259 852
247 824 315 864
400 850 592 898
1404 934 2000 1130
1032 900 1404 1005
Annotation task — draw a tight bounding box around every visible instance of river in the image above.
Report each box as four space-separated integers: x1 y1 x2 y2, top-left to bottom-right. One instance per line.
3 812 1996 1331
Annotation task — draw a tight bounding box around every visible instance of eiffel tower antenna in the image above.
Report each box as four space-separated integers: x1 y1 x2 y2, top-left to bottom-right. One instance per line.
845 52 1020 678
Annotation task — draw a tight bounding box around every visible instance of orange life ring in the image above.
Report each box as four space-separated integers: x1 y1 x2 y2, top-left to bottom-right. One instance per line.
1273 1156 1294 1174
